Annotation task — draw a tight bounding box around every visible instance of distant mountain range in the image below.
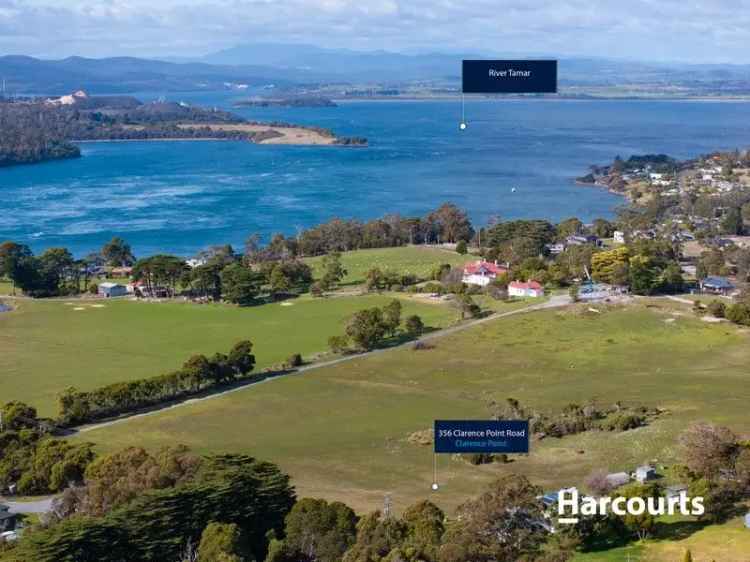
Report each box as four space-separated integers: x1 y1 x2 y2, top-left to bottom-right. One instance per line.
1 43 750 95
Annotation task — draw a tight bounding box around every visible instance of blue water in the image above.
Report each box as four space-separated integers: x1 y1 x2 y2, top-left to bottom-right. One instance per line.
2 95 750 257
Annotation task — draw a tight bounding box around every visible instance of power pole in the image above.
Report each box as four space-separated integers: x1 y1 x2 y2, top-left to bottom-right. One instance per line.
383 494 392 519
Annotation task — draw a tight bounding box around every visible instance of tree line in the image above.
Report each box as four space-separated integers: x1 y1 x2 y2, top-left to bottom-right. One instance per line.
57 341 256 425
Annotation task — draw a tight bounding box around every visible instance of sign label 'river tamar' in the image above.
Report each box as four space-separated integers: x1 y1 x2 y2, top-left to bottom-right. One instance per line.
462 60 557 94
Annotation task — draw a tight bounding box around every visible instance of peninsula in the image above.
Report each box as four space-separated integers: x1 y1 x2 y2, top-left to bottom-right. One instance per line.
0 91 366 167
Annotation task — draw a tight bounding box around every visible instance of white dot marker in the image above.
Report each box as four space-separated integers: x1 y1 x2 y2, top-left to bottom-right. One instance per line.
431 483 439 491
459 122 467 130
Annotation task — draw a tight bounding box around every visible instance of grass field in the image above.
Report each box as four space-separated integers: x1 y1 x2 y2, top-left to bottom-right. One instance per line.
304 246 478 286
0 293 457 416
571 515 750 562
0 279 13 295
75 300 750 518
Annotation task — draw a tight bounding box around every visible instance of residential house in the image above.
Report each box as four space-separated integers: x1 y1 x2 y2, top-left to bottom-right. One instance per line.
613 230 626 244
635 465 656 483
462 260 509 287
700 276 735 296
665 485 688 500
565 234 602 248
0 507 17 534
98 282 128 298
508 280 544 298
110 266 133 278
605 472 631 489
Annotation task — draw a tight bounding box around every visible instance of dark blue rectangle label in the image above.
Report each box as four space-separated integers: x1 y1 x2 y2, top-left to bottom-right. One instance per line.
462 60 557 94
434 420 529 453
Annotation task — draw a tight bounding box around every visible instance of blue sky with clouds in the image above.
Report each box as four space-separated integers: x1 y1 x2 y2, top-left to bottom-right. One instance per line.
2 0 750 63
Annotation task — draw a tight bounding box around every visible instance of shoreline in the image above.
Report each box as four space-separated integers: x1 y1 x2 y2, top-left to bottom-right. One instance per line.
334 95 750 103
73 137 365 147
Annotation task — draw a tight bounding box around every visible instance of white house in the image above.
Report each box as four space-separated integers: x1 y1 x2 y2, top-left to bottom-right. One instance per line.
613 230 626 244
635 465 656 483
98 282 128 298
508 280 544 298
462 260 509 287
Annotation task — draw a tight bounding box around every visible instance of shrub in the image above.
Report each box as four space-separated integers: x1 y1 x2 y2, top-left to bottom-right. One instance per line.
726 302 750 325
466 453 495 465
285 353 303 368
310 282 324 297
707 300 726 318
328 335 349 354
404 314 424 336
456 240 468 255
88 283 98 295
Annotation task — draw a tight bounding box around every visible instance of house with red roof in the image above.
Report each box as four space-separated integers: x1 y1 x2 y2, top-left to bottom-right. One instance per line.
462 260 509 287
508 280 544 298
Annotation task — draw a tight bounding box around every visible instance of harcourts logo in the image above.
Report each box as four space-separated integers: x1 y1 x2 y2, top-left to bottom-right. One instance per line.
556 488 704 525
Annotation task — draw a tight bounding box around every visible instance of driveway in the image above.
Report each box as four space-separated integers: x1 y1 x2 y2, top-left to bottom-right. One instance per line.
2 497 54 514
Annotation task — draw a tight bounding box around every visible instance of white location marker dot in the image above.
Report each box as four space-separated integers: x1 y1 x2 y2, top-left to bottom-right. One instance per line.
459 122 467 130
431 483 439 491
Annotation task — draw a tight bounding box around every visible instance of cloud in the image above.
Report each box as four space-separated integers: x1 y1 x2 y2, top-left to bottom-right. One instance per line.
1 0 750 62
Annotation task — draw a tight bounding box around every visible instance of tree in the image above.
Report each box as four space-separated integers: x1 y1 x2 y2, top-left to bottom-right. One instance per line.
404 315 424 336
346 308 387 350
0 241 32 294
182 355 213 391
269 266 292 298
455 240 468 255
364 267 384 292
101 237 135 267
401 500 445 560
628 255 660 295
721 207 743 235
658 262 684 293
0 401 37 430
584 469 614 497
426 203 474 243
190 262 224 301
591 218 615 239
37 247 75 295
320 252 347 291
328 335 350 354
132 254 186 297
679 422 739 480
696 249 726 279
227 340 256 377
556 217 584 239
726 302 750 325
591 247 629 284
382 299 402 337
221 263 262 305
438 475 546 562
198 522 246 562
342 511 408 562
619 482 658 540
82 446 201 517
281 498 358 562
456 294 480 319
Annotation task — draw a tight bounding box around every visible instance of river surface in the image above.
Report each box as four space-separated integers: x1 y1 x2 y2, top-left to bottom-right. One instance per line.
2 94 749 256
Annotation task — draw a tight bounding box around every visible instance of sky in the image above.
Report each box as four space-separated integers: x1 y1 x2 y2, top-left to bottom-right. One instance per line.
2 0 750 63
